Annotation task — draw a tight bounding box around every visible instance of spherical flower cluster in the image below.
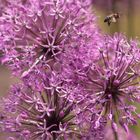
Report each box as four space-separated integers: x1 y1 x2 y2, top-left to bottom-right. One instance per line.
2 82 82 140
0 0 94 77
70 33 140 133
58 33 140 139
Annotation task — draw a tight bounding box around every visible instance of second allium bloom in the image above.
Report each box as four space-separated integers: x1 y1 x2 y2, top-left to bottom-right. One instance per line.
86 34 140 131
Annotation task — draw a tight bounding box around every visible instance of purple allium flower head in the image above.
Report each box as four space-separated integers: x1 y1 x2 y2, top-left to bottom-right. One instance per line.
0 0 94 77
83 33 140 132
2 81 83 140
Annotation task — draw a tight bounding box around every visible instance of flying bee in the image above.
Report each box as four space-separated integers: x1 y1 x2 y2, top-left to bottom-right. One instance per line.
104 13 120 26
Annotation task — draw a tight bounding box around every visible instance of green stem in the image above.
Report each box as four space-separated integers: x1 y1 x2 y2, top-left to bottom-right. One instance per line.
127 0 134 37
53 134 56 140
112 115 118 140
113 130 118 140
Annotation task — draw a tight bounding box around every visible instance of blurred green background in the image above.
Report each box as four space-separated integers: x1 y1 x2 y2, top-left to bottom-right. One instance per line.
93 0 140 39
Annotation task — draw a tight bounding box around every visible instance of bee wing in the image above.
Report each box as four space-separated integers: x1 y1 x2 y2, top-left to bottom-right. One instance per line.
104 17 108 22
111 17 117 23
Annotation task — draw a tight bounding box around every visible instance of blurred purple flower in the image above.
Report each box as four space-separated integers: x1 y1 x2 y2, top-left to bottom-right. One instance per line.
0 0 7 16
105 126 138 140
81 114 107 140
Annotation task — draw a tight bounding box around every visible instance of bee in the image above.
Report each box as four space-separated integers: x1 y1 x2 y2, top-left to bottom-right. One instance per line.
104 13 120 26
